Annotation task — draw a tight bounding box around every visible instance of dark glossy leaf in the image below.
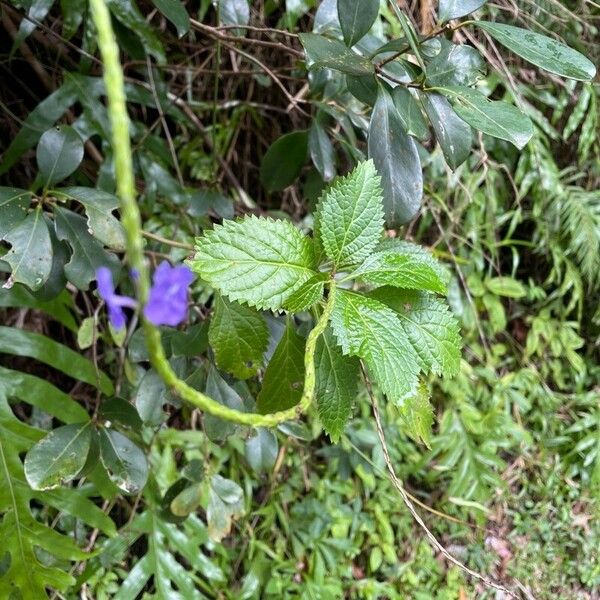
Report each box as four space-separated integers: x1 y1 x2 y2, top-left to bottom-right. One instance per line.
426 43 485 87
245 428 278 472
204 366 246 440
439 0 486 22
392 86 429 141
31 214 69 301
260 131 309 192
37 126 84 187
11 0 54 52
99 428 148 495
309 121 335 182
100 397 143 430
0 188 31 238
346 74 378 105
299 33 375 75
337 0 379 47
257 319 305 414
315 326 359 442
421 92 472 169
134 369 168 426
475 21 596 81
171 322 209 357
438 86 534 149
368 85 423 226
152 0 190 37
24 423 92 490
2 207 52 291
54 206 120 290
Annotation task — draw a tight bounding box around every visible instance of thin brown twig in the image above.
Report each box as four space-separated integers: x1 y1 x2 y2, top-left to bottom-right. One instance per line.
362 364 520 599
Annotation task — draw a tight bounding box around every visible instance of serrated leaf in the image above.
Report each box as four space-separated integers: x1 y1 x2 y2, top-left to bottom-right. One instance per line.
99 428 148 495
350 238 448 293
299 33 375 75
392 86 429 141
245 428 278 472
257 319 305 414
425 43 485 87
475 21 596 81
209 294 269 379
316 160 384 268
2 207 52 291
398 382 433 447
370 287 461 377
421 92 472 170
337 0 379 47
0 187 31 238
54 206 120 290
58 186 126 250
260 130 309 192
283 273 328 313
330 290 420 403
368 84 423 226
437 85 533 149
315 326 359 442
189 215 317 311
37 125 84 186
439 0 486 23
24 422 92 490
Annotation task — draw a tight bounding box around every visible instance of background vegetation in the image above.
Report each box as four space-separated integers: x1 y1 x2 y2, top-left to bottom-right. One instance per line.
0 0 598 598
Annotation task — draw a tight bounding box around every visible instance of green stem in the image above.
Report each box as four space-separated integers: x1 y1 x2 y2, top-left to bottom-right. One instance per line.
89 0 332 427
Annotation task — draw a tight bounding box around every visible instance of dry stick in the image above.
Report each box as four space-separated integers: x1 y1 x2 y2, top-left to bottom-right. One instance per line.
363 366 520 599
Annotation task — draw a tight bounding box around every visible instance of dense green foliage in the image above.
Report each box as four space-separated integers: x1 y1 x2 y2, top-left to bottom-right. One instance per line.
0 0 598 598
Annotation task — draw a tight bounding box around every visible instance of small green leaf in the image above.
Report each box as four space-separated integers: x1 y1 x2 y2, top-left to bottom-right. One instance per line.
189 215 317 311
299 33 375 75
315 326 359 442
204 366 247 440
257 319 305 414
24 423 92 490
36 125 84 186
99 397 143 431
283 273 328 313
170 483 202 517
260 131 309 192
245 428 278 472
350 239 448 294
368 84 423 226
309 121 335 182
99 428 148 495
316 160 384 268
421 92 472 170
133 369 168 426
337 0 379 47
475 21 596 81
152 0 190 37
0 187 31 238
207 475 244 542
425 43 485 87
485 276 527 298
437 85 534 149
439 0 486 22
77 316 96 349
398 382 433 447
2 207 52 291
392 86 429 141
330 290 420 403
218 0 249 36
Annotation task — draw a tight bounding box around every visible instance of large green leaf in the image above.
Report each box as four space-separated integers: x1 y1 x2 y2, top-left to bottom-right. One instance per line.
54 206 120 290
1 207 52 290
245 428 278 472
24 423 92 490
439 0 486 22
299 33 375 75
152 0 190 37
257 319 305 414
392 86 429 141
189 216 317 311
475 21 596 81
330 290 420 403
316 160 384 268
315 326 359 442
309 120 335 182
99 428 148 495
206 475 244 542
368 85 423 226
36 125 84 187
337 0 379 47
0 326 113 395
437 85 533 149
260 131 309 192
283 273 328 313
208 294 269 379
0 187 31 238
425 43 485 87
370 287 461 377
350 239 448 294
421 92 472 170
219 0 250 35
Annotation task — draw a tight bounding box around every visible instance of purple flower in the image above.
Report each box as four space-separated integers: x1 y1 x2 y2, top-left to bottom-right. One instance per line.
143 261 194 327
96 267 137 330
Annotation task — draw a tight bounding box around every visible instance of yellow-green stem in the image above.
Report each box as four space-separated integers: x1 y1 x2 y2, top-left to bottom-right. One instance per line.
89 0 332 427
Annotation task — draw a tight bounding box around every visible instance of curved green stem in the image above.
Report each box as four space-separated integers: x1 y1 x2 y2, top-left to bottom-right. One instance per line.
89 0 331 427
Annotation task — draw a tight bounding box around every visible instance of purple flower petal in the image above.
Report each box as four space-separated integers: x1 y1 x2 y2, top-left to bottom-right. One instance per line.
95 267 137 330
143 262 194 327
